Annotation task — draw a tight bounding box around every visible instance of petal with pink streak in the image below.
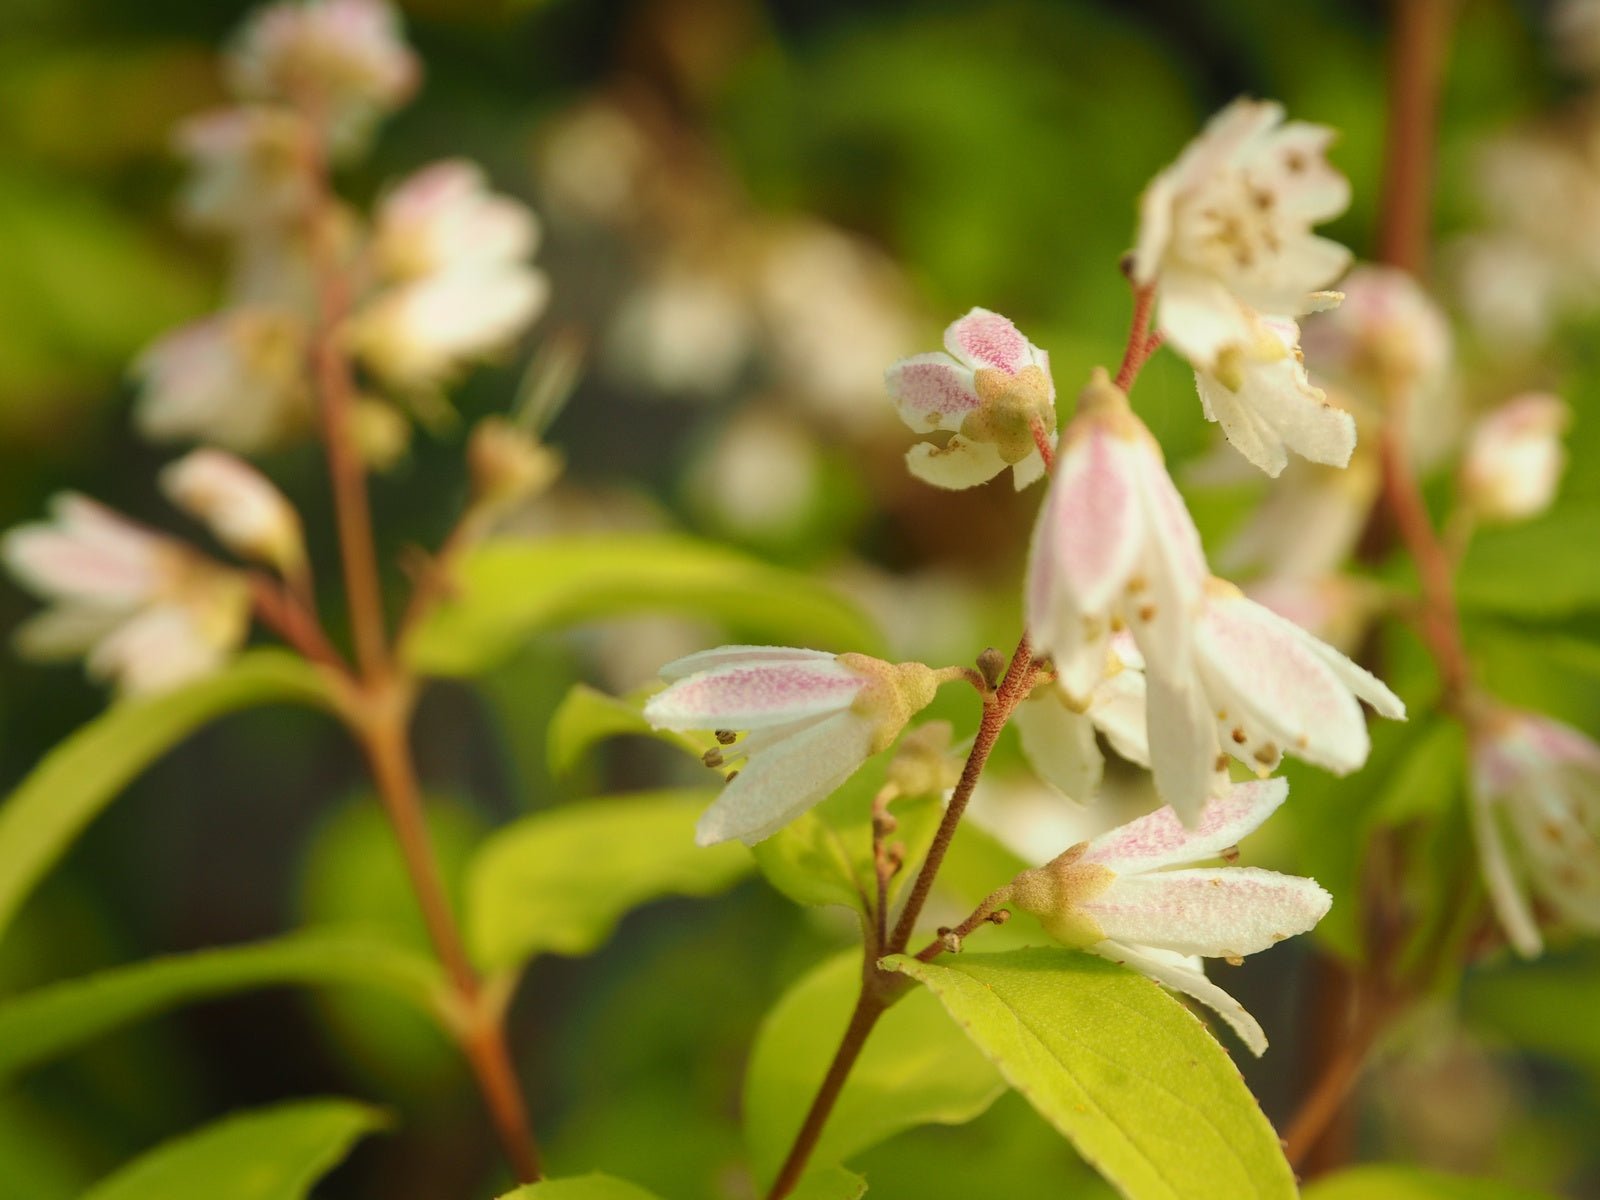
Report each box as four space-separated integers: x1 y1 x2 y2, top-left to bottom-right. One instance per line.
645 657 863 731
1084 778 1287 873
884 352 980 434
1082 866 1331 958
1093 940 1267 1056
657 645 834 683
943 307 1035 375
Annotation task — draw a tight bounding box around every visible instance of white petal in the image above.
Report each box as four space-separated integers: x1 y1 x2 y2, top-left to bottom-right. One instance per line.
1302 633 1407 721
87 605 226 695
694 709 876 845
1198 355 1355 479
1081 866 1331 958
1088 667 1151 767
906 435 1008 490
12 606 122 660
656 645 834 682
645 656 862 731
1125 442 1207 671
1084 778 1288 872
1010 446 1048 491
884 352 981 434
943 307 1035 375
1014 692 1104 804
1471 789 1543 958
1155 270 1255 370
1144 665 1224 827
1091 939 1268 1056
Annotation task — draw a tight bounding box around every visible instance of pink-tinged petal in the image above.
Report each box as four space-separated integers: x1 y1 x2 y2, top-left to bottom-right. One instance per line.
906 435 1008 490
1091 940 1268 1056
1126 444 1207 671
1025 426 1143 700
1013 692 1104 804
943 308 1034 375
1195 594 1373 774
694 709 875 845
1144 665 1225 827
1082 866 1331 958
657 645 834 683
884 352 981 434
1302 633 1406 721
645 657 863 731
1084 778 1288 873
1527 715 1600 772
1470 790 1542 958
1507 789 1600 930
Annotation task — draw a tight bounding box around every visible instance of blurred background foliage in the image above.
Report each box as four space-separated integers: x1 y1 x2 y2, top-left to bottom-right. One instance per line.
2 0 1600 1197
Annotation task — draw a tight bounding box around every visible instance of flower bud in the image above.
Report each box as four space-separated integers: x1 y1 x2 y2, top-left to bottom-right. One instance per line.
1460 393 1569 523
885 720 962 797
468 416 562 509
160 449 306 572
351 397 411 470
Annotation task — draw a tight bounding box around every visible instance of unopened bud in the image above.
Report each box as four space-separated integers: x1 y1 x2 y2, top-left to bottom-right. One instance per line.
352 397 411 471
468 415 562 510
977 647 1006 689
1460 393 1568 523
160 449 304 572
885 720 961 796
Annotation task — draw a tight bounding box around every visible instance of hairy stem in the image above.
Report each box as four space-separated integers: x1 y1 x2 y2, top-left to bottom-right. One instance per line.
912 885 1014 962
1113 283 1158 392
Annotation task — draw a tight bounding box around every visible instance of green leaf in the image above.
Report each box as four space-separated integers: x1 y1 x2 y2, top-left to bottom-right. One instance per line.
0 932 448 1081
81 1099 386 1200
1465 948 1600 1076
546 683 713 777
745 951 1004 1184
0 651 335 947
1302 1164 1554 1200
498 1176 664 1200
403 534 884 677
1457 507 1600 619
885 948 1295 1200
789 1166 868 1200
467 789 752 970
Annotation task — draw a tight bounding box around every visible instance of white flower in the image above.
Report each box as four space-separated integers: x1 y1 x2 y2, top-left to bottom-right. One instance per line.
227 0 419 158
160 449 305 572
1024 370 1207 706
1142 578 1405 822
372 160 540 282
347 268 548 388
643 646 940 846
1217 457 1381 581
1460 393 1569 523
3 495 250 695
1007 779 1330 1055
1193 311 1355 477
132 309 312 453
1470 709 1600 958
1132 98 1351 371
174 108 316 234
1299 265 1452 413
1012 634 1150 804
885 308 1056 490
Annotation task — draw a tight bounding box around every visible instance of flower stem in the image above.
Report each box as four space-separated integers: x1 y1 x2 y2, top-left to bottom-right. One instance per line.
1113 283 1158 392
1377 0 1453 276
912 885 1014 961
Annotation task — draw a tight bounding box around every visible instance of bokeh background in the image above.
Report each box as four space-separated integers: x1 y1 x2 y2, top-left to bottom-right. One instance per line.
4 0 1600 1197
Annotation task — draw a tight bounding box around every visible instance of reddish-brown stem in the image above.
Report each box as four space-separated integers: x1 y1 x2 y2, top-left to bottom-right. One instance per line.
248 573 350 676
1283 990 1388 1168
1030 416 1056 472
1378 0 1453 275
912 886 1013 962
1113 283 1158 392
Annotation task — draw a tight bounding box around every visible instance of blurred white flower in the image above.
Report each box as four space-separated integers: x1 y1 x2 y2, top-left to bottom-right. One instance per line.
1555 0 1600 76
1008 779 1330 1054
1218 456 1381 581
886 308 1056 491
607 269 755 397
1242 574 1386 658
1132 98 1350 371
537 100 650 225
1300 265 1452 408
133 309 311 452
160 449 305 572
227 0 419 157
685 408 822 543
644 646 939 845
3 495 250 695
1471 709 1600 957
1460 393 1569 523
372 159 540 282
174 108 315 234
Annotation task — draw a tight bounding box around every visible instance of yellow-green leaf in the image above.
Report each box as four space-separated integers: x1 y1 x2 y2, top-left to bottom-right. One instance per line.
1303 1165 1555 1200
498 1176 663 1199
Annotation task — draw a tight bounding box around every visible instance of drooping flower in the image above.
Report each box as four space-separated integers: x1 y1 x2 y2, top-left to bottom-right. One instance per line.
3 495 250 695
1007 779 1330 1055
1012 634 1150 804
160 449 306 573
1460 393 1569 523
132 309 312 453
1192 310 1355 478
1025 369 1206 706
1132 98 1351 370
643 646 940 846
370 159 540 282
1470 708 1600 957
884 308 1056 490
173 108 316 234
226 0 419 158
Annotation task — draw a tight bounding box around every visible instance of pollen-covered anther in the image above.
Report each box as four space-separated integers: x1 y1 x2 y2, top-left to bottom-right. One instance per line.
714 729 737 745
701 747 725 769
1231 727 1248 745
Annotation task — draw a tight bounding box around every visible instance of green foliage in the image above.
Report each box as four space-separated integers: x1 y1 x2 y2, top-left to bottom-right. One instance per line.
0 932 448 1082
884 949 1295 1200
545 683 713 777
499 1176 663 1200
79 1099 387 1200
1302 1165 1555 1200
466 789 752 970
790 1166 869 1200
1457 509 1600 620
0 651 336 947
1465 949 1600 1077
744 951 1004 1184
403 535 884 678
